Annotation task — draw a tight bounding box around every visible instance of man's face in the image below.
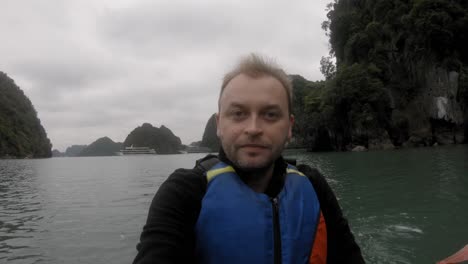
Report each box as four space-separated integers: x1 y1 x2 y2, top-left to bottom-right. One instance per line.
216 73 294 171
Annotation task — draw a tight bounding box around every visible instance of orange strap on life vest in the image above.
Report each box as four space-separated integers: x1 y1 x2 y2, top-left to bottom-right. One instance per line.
309 211 327 264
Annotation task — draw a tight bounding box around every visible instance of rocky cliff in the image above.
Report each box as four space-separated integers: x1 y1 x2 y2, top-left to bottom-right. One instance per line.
303 0 468 151
0 72 52 158
396 65 465 147
200 114 220 152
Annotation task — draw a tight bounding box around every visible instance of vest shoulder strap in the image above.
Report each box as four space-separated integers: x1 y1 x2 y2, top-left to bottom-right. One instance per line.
284 158 297 166
195 154 220 172
296 164 325 189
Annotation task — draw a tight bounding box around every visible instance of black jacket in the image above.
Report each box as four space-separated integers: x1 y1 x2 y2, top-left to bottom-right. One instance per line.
134 152 365 263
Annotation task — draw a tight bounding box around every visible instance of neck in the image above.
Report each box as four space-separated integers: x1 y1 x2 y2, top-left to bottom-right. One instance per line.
237 165 275 193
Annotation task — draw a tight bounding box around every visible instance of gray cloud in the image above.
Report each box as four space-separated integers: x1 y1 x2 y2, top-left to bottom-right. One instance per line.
0 0 330 151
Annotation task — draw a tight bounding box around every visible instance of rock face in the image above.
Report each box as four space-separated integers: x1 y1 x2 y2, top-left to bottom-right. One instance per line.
389 65 466 147
79 137 122 156
403 69 461 144
123 123 182 154
304 0 468 151
0 72 52 158
200 114 220 152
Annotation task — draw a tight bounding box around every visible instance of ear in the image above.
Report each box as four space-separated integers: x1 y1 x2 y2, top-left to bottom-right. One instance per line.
216 112 221 137
288 114 294 140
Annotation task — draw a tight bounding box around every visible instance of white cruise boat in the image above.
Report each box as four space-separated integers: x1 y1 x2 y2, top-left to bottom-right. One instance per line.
118 145 157 155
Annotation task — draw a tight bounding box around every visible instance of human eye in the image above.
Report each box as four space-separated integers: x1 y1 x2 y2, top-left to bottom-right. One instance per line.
264 110 281 121
228 108 247 120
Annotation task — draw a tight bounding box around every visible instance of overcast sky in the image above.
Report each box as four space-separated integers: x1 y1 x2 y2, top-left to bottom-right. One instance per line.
0 0 331 151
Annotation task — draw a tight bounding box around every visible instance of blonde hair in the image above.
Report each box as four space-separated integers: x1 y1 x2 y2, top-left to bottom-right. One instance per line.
220 53 293 113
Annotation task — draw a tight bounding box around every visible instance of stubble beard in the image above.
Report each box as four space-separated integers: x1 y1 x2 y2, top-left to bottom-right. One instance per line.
221 133 290 175
230 144 284 174
234 156 273 173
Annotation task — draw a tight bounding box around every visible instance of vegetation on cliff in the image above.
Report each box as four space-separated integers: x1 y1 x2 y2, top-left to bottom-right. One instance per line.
78 137 122 156
298 0 468 151
290 75 326 148
123 123 182 154
0 72 52 158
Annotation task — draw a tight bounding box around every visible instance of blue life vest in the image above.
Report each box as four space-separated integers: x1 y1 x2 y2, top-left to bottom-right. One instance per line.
195 161 321 264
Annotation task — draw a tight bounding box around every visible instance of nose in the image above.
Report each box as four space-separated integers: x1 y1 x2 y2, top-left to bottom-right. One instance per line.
244 115 263 136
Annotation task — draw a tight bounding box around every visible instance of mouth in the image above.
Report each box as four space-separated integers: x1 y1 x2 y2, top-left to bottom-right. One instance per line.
239 144 269 150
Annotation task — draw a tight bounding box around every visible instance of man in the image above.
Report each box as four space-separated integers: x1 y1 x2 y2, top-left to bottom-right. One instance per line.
134 54 364 264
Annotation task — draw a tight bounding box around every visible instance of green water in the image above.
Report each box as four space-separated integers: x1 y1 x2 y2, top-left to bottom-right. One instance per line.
0 145 467 263
287 145 468 263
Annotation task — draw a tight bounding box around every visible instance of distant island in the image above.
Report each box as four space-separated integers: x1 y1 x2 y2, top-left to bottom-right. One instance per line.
66 145 87 157
0 72 52 158
78 137 122 157
123 123 182 154
53 123 183 157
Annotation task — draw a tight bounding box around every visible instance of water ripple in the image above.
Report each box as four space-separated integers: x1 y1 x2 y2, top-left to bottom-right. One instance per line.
0 148 467 264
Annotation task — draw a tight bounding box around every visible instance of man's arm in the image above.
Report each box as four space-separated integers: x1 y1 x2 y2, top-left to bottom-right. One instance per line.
133 168 206 264
297 164 365 264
